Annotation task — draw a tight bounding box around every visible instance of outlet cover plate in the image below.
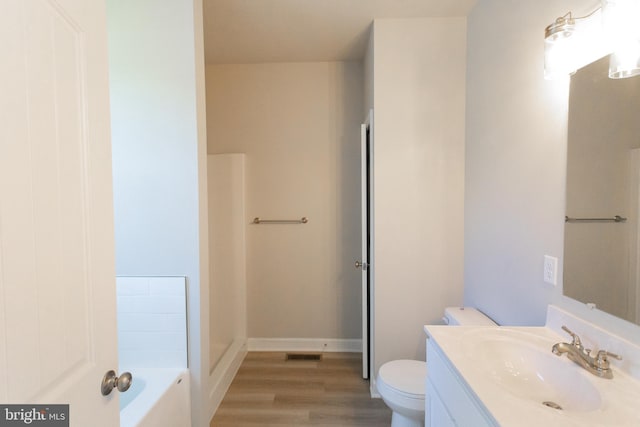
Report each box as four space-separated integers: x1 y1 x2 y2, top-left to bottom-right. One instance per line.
544 255 558 286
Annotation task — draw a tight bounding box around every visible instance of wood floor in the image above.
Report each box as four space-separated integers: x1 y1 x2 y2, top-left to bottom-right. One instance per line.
210 352 392 427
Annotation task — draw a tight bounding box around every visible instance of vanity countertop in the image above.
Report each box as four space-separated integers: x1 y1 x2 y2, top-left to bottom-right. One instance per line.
424 323 640 427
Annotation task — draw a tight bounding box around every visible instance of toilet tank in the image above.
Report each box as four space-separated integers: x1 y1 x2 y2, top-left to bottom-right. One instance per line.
443 307 496 326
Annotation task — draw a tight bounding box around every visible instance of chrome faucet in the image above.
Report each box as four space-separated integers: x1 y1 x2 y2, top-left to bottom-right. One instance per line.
552 325 622 379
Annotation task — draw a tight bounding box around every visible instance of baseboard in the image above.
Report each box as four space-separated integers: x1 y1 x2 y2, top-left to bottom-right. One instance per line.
207 338 247 422
247 337 362 353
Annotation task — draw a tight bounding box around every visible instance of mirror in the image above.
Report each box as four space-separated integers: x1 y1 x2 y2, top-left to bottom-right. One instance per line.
565 55 640 325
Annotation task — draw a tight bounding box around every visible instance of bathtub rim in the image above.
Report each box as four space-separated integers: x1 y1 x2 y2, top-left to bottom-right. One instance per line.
120 367 189 427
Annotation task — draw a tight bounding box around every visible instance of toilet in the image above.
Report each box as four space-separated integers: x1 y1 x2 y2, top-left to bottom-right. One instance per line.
376 307 496 427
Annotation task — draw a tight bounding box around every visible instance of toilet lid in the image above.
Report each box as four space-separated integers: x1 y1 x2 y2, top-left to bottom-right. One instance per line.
378 360 426 397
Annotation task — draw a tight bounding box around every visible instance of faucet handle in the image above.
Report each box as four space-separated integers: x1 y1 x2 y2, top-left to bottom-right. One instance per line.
595 350 622 372
561 325 582 348
596 350 622 362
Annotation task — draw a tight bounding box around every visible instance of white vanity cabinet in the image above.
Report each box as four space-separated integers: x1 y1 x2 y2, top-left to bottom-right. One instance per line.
425 339 496 427
425 379 455 427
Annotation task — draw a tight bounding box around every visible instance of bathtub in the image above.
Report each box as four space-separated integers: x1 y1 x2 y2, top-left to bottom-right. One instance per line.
120 368 191 427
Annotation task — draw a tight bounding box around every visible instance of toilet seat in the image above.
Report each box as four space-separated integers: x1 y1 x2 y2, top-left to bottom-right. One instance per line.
378 360 426 399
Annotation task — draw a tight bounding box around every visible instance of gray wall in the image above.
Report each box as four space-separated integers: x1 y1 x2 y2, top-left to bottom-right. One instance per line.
464 0 570 325
108 2 201 278
206 62 363 341
465 0 640 342
107 0 209 425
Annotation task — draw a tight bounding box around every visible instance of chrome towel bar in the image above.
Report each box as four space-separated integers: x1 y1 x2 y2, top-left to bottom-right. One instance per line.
253 217 308 224
565 215 627 223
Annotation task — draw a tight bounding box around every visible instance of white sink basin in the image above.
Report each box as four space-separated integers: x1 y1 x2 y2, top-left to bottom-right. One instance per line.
461 328 602 412
425 308 640 427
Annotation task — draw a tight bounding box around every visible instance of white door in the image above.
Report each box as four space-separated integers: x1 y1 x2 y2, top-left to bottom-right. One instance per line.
357 110 373 379
1 0 119 426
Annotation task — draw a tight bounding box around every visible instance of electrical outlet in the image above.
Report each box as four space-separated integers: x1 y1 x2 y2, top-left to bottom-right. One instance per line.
543 255 558 285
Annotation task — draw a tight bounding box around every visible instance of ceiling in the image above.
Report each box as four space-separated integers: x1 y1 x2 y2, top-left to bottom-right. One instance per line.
203 0 477 64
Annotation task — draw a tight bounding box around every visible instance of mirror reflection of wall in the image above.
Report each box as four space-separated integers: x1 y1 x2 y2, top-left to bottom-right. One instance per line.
565 55 640 325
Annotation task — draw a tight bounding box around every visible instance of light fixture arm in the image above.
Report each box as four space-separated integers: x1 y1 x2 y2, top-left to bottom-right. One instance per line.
545 8 602 40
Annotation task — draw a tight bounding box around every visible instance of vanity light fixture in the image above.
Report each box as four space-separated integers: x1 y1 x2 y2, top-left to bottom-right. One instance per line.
608 41 640 78
545 13 576 43
544 13 577 79
544 9 606 80
544 2 640 80
544 12 576 43
602 0 640 78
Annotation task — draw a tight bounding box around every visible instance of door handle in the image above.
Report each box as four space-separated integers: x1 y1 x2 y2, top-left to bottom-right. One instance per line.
355 261 368 270
101 370 133 396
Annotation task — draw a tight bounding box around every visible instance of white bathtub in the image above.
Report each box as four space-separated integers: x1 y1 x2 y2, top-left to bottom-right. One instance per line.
120 368 191 427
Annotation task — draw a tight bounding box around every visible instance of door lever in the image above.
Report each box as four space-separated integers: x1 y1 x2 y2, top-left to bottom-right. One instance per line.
355 261 368 270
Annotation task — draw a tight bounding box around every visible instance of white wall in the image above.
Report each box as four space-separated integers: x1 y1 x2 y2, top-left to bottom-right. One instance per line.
370 18 467 376
206 62 363 344
116 277 188 370
206 154 247 418
107 0 210 425
465 0 640 342
208 154 247 370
